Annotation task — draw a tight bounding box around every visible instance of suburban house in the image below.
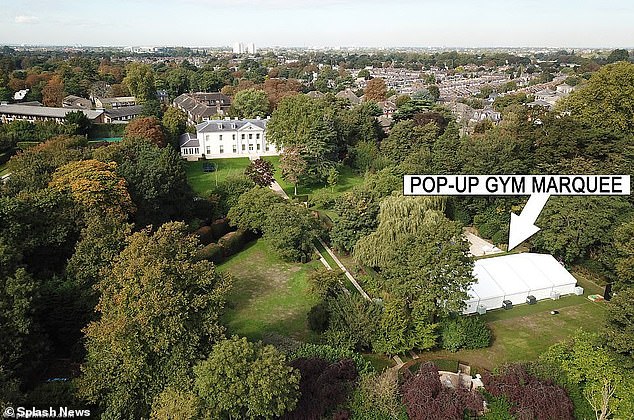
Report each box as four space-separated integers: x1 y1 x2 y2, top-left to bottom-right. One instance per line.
103 105 143 123
63 95 92 110
335 89 361 105
0 104 104 124
527 83 575 109
173 92 232 124
94 96 137 109
179 117 279 160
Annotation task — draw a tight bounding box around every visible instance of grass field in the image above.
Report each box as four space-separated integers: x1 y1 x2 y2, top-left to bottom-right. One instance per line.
185 158 251 196
219 239 321 342
0 163 9 177
263 156 364 199
412 274 607 372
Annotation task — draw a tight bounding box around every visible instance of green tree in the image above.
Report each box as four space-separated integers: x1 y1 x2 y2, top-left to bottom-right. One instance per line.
77 222 231 419
605 288 634 360
64 110 91 136
123 62 156 103
161 106 187 145
227 187 285 233
606 48 630 63
280 146 307 196
541 331 634 420
230 88 270 118
327 167 339 192
109 140 195 227
150 387 200 420
533 197 629 264
560 62 634 132
193 337 300 419
613 220 634 290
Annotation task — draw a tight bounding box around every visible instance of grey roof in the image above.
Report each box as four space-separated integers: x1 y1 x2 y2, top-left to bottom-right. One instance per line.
97 96 136 104
104 105 143 119
335 89 361 105
179 133 199 148
0 104 103 120
174 92 232 121
196 118 267 133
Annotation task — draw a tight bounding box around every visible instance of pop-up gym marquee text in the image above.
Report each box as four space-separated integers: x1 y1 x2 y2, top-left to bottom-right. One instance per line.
403 175 631 196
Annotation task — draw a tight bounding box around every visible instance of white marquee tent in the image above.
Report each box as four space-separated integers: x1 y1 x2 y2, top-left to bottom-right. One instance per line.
464 253 578 314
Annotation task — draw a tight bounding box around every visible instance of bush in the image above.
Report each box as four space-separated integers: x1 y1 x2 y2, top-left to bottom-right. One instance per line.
288 343 373 375
210 218 230 239
218 229 248 257
308 190 336 209
198 243 223 264
462 315 492 349
307 303 330 333
194 225 214 246
441 315 491 352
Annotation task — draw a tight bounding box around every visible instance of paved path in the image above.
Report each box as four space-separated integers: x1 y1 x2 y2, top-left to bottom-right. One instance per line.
269 180 370 300
464 230 502 257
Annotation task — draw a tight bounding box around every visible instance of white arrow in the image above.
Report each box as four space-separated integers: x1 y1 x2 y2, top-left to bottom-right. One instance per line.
508 193 551 251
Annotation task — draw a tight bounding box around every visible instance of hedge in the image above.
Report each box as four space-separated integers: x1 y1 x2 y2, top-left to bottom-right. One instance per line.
218 229 249 257
194 225 214 246
198 243 223 264
211 218 231 240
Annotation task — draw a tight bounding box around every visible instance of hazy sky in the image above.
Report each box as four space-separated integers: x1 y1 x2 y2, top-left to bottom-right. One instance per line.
1 0 633 48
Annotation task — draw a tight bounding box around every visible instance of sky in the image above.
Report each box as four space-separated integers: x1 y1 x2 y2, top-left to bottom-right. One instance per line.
1 0 633 48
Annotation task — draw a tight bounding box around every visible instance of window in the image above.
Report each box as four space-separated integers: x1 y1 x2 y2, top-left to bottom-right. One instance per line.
257 144 261 150
219 145 224 153
206 147 211 155
195 148 199 155
249 134 253 139
233 145 237 153
249 145 254 151
232 134 236 140
219 135 223 140
256 134 260 139
242 144 246 151
241 134 245 139
206 134 210 141
265 145 270 151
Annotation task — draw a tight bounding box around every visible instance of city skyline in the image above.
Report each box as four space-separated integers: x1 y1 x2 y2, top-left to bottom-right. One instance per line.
1 0 633 48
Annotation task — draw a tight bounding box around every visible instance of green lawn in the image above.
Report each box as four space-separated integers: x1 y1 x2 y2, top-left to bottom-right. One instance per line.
218 239 321 342
185 158 251 196
0 163 9 177
263 156 364 200
412 293 607 372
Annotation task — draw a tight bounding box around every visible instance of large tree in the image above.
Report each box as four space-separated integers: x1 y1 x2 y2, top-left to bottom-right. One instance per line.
77 222 231 419
560 62 634 133
230 88 270 118
605 288 634 360
194 337 300 419
123 62 156 104
124 116 167 147
364 77 388 102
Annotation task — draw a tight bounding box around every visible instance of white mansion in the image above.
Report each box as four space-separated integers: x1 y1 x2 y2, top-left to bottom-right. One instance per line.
179 117 280 160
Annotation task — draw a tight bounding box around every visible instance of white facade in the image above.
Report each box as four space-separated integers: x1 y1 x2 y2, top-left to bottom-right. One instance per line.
233 42 256 54
180 118 279 160
463 253 578 314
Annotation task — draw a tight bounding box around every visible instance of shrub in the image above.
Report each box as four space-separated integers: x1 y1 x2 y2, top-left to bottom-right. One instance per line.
198 243 223 264
218 229 248 257
462 315 492 349
308 189 336 209
210 218 230 239
288 343 373 375
307 302 330 333
441 315 491 352
195 225 214 246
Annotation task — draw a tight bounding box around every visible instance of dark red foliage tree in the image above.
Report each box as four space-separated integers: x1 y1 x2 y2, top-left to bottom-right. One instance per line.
283 358 358 420
482 364 574 420
402 362 483 420
244 158 275 187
